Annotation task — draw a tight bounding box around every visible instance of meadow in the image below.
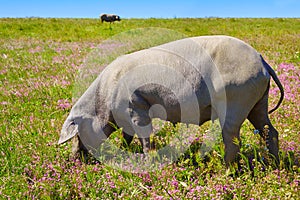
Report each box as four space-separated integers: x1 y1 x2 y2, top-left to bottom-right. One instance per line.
0 18 299 199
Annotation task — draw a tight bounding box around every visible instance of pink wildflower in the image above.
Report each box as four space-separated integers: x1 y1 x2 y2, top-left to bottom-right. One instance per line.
57 99 71 109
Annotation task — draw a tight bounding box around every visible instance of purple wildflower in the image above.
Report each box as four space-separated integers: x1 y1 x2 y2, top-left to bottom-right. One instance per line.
0 101 9 105
57 99 71 109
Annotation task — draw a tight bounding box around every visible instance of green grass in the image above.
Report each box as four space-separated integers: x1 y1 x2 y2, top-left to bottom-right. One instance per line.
0 18 299 199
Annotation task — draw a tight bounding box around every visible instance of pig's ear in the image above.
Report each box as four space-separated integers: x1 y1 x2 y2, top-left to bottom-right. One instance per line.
58 120 79 144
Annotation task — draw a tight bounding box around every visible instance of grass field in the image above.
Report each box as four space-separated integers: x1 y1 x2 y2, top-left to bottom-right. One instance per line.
0 18 299 199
